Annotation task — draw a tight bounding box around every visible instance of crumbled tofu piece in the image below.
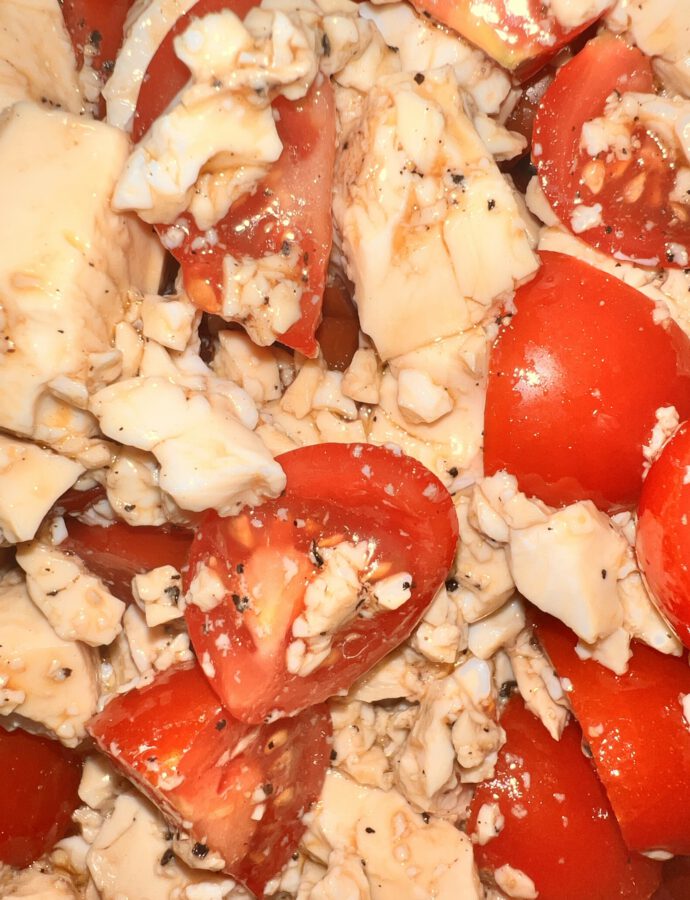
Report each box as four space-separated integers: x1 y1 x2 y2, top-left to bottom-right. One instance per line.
342 348 380 405
0 435 83 543
86 792 245 900
359 2 512 115
607 0 690 95
91 376 285 515
141 294 199 352
509 501 627 644
410 584 468 665
370 329 487 482
494 863 538 899
106 447 168 528
0 0 82 114
16 540 125 646
0 570 98 745
334 68 538 360
114 8 319 226
507 629 570 741
132 565 184 627
213 330 283 406
0 102 163 452
288 540 371 676
467 598 526 660
473 801 505 846
122 604 193 676
302 770 482 898
396 368 453 425
454 493 515 623
0 867 80 899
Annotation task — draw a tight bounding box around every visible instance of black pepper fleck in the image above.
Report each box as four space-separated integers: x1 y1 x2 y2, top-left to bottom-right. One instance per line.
192 843 209 859
160 848 175 866
414 73 425 84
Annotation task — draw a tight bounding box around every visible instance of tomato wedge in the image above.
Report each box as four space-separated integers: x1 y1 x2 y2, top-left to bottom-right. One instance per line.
468 698 661 899
62 519 193 604
184 443 458 722
484 251 690 512
654 857 690 900
61 0 132 82
133 0 335 358
88 662 331 895
407 0 606 80
638 421 690 648
0 727 82 869
534 34 690 268
534 614 690 855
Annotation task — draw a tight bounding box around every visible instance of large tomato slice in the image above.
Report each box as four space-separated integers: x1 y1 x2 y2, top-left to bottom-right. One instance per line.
88 662 331 895
133 0 335 358
484 251 690 512
406 0 607 80
61 519 193 604
184 443 458 722
534 34 690 268
61 0 132 107
468 698 661 899
637 421 690 648
0 727 82 868
654 857 690 900
534 613 690 855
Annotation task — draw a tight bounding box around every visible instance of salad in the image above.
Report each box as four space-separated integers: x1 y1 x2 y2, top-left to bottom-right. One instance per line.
0 0 690 897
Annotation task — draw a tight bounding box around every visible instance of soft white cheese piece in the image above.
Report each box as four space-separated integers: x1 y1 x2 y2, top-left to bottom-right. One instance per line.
545 0 610 29
141 294 199 352
396 368 453 425
334 68 538 360
473 802 505 847
121 603 193 676
359 2 512 115
467 598 526 660
494 863 538 900
78 755 121 811
411 584 468 665
0 570 98 746
16 540 125 646
87 792 245 900
509 501 627 644
91 376 285 515
302 770 482 899
507 629 570 741
341 348 380 405
0 0 82 115
132 564 183 627
212 330 283 406
0 867 80 899
106 447 168 528
0 102 164 449
607 0 690 95
0 435 83 543
104 0 200 130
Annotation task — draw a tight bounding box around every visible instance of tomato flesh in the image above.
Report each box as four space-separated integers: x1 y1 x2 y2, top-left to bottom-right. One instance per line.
407 0 606 80
535 613 690 855
134 0 335 358
637 421 690 648
468 698 661 899
61 519 193 604
88 662 331 895
185 443 459 722
484 251 690 511
0 727 82 868
534 34 690 267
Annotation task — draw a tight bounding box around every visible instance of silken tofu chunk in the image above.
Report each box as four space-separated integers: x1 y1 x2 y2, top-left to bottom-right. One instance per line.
0 102 164 448
0 0 82 115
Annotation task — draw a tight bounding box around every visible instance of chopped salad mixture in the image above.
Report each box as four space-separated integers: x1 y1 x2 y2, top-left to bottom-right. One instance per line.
2 0 690 897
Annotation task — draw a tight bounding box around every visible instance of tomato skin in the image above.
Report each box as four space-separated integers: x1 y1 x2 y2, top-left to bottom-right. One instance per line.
637 422 690 648
134 0 335 358
61 519 193 604
534 613 690 855
0 727 82 868
88 662 331 895
185 443 459 722
61 0 132 75
484 251 690 511
407 0 605 80
534 34 689 267
468 698 661 899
